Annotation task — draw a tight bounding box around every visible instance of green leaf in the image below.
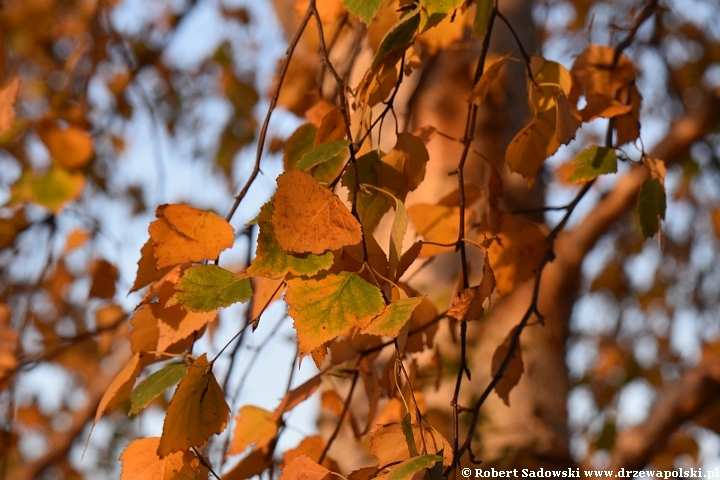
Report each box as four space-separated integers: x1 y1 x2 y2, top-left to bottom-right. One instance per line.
422 0 463 31
284 123 317 170
637 178 666 238
363 297 423 338
386 454 443 480
430 450 444 480
129 363 188 416
344 0 382 24
373 10 421 67
11 166 85 213
296 139 350 171
285 272 385 356
401 413 419 457
473 0 493 38
568 146 618 183
168 265 252 312
245 203 333 278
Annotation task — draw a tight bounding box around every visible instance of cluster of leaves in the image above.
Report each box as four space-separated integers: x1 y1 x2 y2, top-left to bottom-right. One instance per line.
4 0 720 479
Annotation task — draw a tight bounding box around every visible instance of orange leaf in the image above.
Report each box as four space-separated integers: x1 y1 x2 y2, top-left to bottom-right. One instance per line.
63 228 91 253
149 204 234 268
157 354 230 457
0 77 19 134
491 326 524 406
155 303 216 352
272 170 362 254
279 454 330 480
369 422 452 468
223 449 272 480
120 437 207 480
273 374 322 420
95 352 141 425
283 436 338 471
89 259 118 299
39 124 94 170
228 405 278 456
482 211 546 296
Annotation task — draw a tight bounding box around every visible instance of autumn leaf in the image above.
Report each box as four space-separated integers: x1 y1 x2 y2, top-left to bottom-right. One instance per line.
482 211 546 296
11 166 85 213
228 405 278 456
343 0 382 24
128 362 188 416
89 259 118 299
0 77 20 135
285 272 385 356
387 454 443 480
149 204 234 268
95 352 142 425
363 297 423 338
155 303 216 352
38 123 94 170
157 354 230 456
167 265 251 312
120 437 207 480
370 422 452 468
408 204 474 258
245 203 333 279
283 436 338 471
505 108 559 184
279 454 330 480
273 374 322 420
567 146 618 183
468 54 510 106
491 326 524 406
131 239 172 293
272 170 362 254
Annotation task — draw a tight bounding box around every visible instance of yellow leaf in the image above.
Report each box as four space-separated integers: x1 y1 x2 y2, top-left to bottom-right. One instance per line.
468 53 510 106
505 108 559 184
273 374 322 420
149 204 234 268
11 166 85 213
157 354 230 456
228 406 278 456
120 437 208 480
282 436 338 471
407 203 474 258
369 422 452 468
95 352 141 425
272 170 362 254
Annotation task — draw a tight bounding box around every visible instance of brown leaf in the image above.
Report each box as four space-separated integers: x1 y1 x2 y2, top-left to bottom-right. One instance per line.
157 354 230 456
491 326 524 406
149 204 234 268
314 107 346 145
222 449 272 480
89 259 118 299
279 454 330 480
272 170 362 254
447 287 484 322
482 211 546 296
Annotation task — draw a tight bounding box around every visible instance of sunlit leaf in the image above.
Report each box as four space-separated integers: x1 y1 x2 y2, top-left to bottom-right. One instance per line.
279 454 330 480
272 170 362 254
228 405 278 456
468 53 510 106
149 204 234 268
11 166 85 213
363 297 423 338
157 354 230 456
95 353 142 425
343 0 382 24
567 146 617 183
120 437 207 480
167 265 251 312
285 272 385 356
